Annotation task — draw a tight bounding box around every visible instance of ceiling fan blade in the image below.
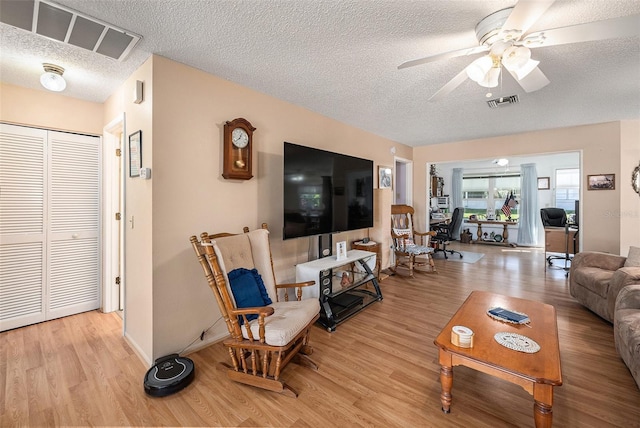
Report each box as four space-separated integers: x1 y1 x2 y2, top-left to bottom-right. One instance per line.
508 66 550 93
398 45 488 70
500 0 556 38
523 14 640 48
429 69 469 101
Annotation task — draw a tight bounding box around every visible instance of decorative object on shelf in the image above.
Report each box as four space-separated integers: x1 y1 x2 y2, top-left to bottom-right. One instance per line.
487 306 530 325
587 173 615 190
632 162 640 196
336 241 347 261
494 234 503 242
340 271 352 286
537 176 550 190
378 166 392 189
222 118 255 180
128 130 141 177
494 332 540 353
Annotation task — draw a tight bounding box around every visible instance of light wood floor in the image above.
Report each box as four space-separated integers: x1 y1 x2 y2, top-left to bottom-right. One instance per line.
2 244 639 427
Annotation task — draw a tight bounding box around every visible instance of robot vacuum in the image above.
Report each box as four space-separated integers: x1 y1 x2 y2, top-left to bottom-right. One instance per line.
144 353 195 397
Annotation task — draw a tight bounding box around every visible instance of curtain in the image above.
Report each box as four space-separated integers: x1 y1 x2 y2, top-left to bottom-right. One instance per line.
517 163 539 246
451 168 464 239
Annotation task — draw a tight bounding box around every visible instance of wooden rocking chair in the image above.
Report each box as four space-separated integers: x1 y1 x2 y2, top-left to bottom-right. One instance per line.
190 224 319 397
390 204 437 277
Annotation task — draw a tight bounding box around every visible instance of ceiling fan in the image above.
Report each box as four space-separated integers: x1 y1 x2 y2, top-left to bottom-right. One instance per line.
398 0 640 101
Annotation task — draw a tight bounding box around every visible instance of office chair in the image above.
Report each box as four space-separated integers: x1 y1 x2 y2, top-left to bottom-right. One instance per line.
541 207 578 275
431 207 464 259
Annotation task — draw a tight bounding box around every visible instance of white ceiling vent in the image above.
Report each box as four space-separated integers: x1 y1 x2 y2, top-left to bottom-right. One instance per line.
0 0 141 61
487 95 519 109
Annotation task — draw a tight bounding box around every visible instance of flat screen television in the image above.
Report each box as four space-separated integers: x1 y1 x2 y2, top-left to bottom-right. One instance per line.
283 142 374 240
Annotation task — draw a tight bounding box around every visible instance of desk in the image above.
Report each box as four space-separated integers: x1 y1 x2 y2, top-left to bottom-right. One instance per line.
466 220 517 246
544 227 579 255
544 226 579 274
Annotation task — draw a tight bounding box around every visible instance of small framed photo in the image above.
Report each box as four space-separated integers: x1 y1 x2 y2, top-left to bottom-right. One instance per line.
537 177 550 190
587 173 615 190
129 130 142 177
378 166 392 189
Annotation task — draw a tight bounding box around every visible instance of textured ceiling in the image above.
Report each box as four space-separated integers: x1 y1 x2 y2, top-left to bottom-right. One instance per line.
1 0 639 146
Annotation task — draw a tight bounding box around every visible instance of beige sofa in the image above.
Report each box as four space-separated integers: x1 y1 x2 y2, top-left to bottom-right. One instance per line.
569 252 640 323
614 284 640 389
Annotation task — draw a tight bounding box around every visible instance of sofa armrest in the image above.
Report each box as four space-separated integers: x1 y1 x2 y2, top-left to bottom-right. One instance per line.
607 267 640 318
615 284 640 312
571 251 626 271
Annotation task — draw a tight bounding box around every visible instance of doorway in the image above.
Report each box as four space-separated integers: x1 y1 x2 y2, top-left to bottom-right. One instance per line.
103 114 125 316
394 157 412 205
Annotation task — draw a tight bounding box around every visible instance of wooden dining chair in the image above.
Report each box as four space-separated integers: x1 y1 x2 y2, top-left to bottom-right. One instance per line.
190 224 319 397
390 205 437 277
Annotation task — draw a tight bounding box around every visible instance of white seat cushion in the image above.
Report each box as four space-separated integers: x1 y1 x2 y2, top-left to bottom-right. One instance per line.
241 299 320 347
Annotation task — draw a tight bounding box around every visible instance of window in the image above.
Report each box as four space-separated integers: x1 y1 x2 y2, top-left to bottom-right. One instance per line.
462 175 520 219
555 168 579 214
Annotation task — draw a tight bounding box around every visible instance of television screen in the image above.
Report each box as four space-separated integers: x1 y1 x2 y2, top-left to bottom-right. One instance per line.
283 142 373 240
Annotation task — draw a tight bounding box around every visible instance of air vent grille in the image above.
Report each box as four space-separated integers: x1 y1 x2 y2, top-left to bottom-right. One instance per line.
0 0 141 61
487 95 519 109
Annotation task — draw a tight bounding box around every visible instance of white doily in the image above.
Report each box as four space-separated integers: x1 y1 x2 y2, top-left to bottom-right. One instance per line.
494 332 540 353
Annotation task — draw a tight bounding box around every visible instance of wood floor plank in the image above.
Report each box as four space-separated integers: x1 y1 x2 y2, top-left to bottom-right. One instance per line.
1 243 639 427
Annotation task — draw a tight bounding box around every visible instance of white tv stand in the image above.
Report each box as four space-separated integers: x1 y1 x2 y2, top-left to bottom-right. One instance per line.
295 250 383 332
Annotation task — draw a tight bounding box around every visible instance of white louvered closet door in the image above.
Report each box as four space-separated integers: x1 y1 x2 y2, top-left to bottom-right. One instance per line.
47 130 100 320
0 125 47 331
0 124 100 331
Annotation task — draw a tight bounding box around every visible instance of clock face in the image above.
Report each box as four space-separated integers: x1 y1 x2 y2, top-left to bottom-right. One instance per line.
231 128 249 148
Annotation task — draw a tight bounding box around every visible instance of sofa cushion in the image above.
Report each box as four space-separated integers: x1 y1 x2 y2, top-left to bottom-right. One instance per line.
625 246 640 267
614 308 640 389
572 266 615 298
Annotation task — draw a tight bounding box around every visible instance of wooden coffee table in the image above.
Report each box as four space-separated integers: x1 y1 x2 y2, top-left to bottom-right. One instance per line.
434 291 562 427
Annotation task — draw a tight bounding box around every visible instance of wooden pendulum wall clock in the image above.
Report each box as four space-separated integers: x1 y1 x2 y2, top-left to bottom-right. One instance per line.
222 118 256 180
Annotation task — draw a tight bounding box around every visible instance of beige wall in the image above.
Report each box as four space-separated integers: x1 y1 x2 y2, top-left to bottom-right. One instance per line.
142 55 408 361
413 121 639 254
620 120 640 255
103 58 155 363
1 82 104 135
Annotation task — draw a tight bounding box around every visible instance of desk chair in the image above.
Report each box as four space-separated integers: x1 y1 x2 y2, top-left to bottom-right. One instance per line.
541 208 578 275
431 207 464 259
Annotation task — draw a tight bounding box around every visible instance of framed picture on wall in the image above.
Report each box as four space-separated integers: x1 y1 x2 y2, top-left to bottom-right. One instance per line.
587 173 615 190
378 166 392 189
537 177 550 190
129 130 142 177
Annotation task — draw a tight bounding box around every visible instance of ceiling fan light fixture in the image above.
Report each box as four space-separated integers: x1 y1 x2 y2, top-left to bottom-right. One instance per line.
466 56 493 82
40 63 66 92
502 46 531 71
478 67 501 88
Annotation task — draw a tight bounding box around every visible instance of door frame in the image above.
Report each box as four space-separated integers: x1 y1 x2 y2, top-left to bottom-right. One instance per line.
102 114 126 314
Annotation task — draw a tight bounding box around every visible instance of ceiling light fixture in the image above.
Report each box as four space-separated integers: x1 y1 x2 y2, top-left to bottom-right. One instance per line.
493 158 509 167
40 63 66 92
